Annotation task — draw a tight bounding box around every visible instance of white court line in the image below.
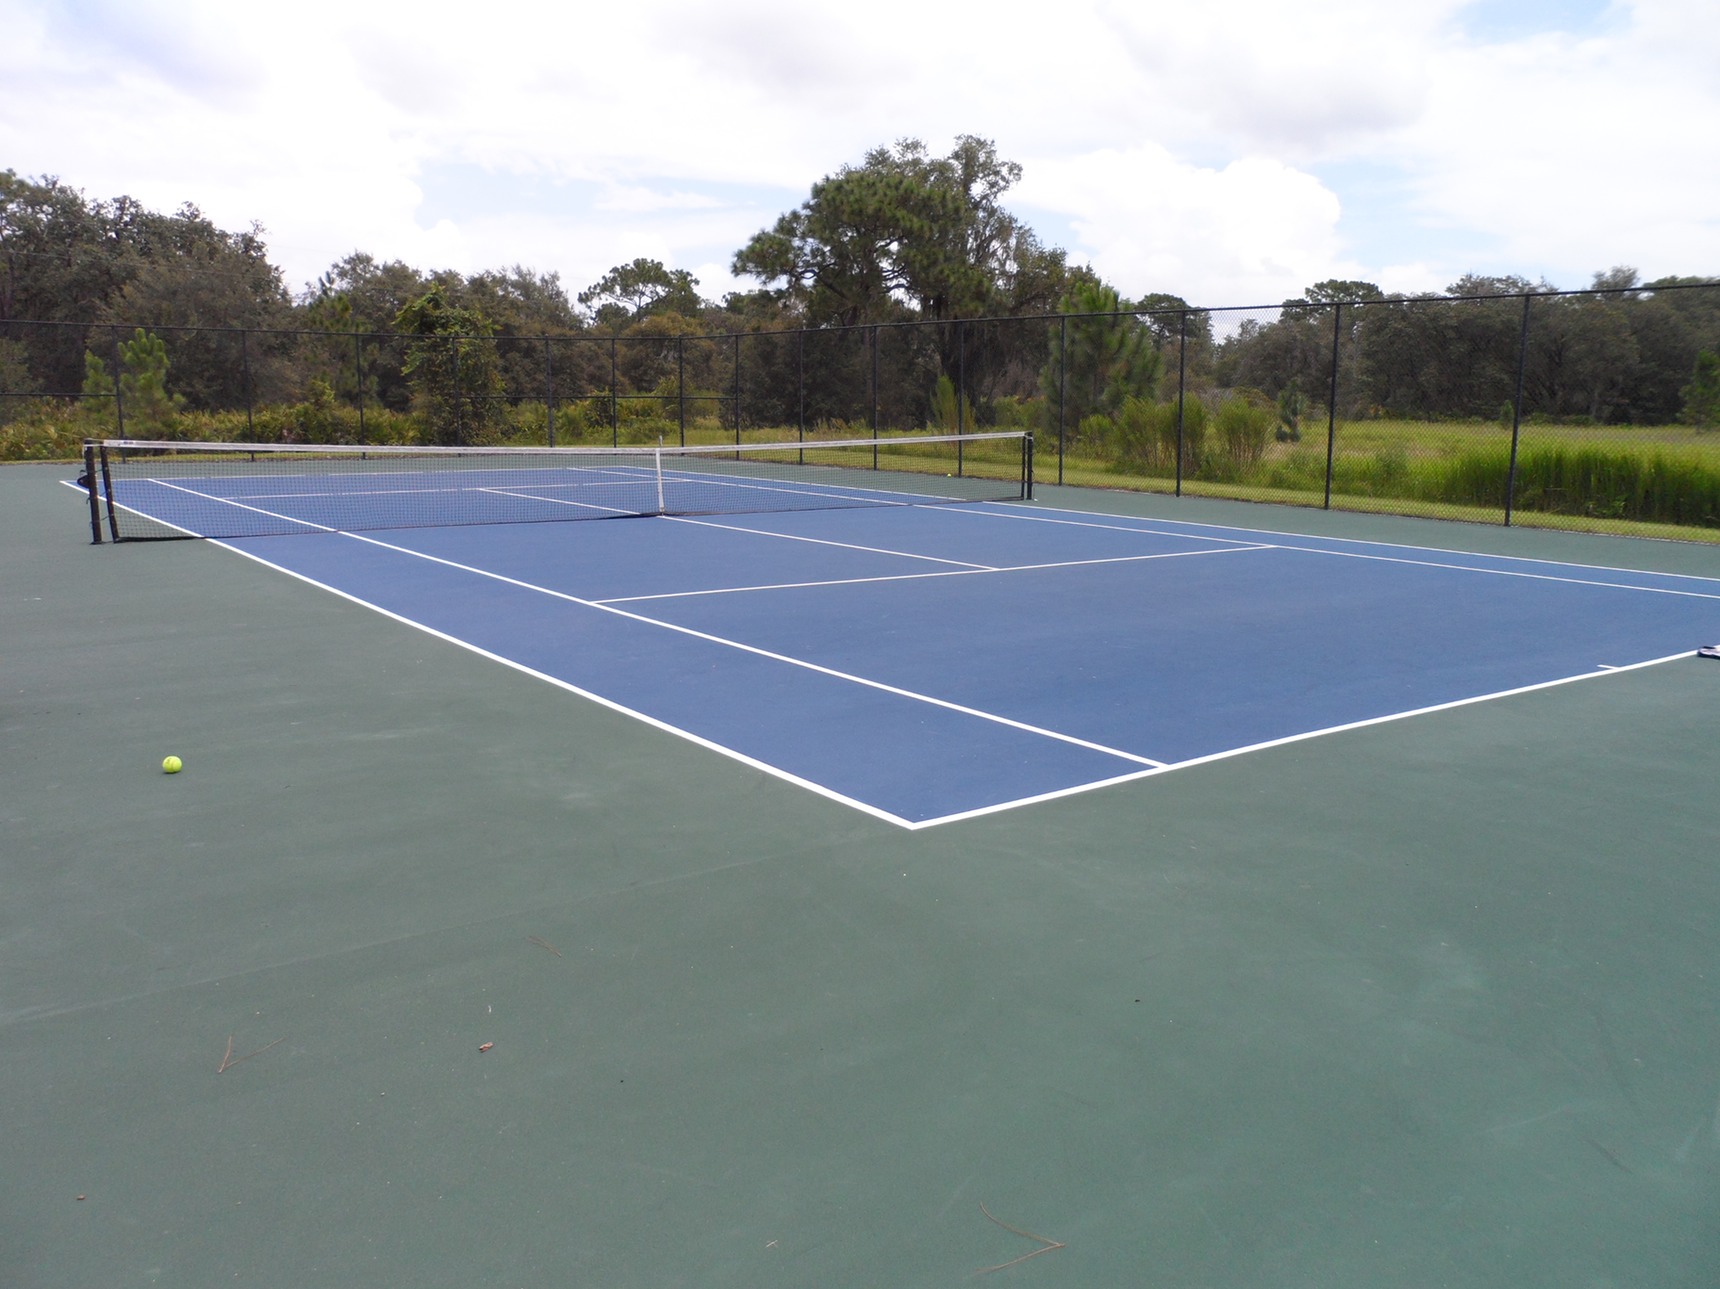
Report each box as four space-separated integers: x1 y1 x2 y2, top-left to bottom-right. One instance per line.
904 648 1697 829
225 477 651 502
951 503 1720 599
62 478 209 538
322 529 1166 770
148 478 335 532
947 503 1267 546
594 545 1268 605
980 499 1720 589
202 537 921 829
654 473 933 505
478 486 642 517
1247 544 1720 600
666 514 996 569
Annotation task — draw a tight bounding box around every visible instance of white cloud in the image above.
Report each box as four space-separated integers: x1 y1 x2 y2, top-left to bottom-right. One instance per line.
592 186 726 215
1094 0 1457 157
1017 148 1353 306
1 0 1714 312
1379 7 1720 283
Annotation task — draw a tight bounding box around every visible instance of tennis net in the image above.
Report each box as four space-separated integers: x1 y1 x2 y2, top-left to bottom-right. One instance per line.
83 432 1034 542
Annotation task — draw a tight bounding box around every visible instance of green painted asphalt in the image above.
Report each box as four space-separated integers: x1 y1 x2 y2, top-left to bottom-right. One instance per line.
3 462 1717 1287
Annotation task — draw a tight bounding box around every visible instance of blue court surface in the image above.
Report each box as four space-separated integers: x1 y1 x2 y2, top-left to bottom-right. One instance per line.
176 498 1720 828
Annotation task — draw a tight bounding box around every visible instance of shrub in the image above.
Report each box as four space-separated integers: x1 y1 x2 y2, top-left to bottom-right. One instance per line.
1682 351 1720 429
990 395 1041 429
929 374 976 434
0 405 89 460
1211 393 1274 472
1076 412 1114 456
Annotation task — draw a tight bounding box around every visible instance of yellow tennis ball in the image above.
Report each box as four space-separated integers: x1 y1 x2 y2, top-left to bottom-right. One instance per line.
162 755 183 774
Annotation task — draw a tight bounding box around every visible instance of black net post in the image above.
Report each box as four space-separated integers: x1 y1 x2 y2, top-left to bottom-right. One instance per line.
1323 303 1342 509
82 440 103 544
1504 293 1533 527
97 441 120 542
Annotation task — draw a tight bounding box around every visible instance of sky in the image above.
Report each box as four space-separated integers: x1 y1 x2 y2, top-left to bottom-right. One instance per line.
3 0 1717 311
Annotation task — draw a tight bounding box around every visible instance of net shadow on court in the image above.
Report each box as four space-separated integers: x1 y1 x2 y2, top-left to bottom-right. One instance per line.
3 460 1717 1287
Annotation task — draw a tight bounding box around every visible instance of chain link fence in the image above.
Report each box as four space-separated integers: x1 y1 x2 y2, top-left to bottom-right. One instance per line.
5 282 1719 535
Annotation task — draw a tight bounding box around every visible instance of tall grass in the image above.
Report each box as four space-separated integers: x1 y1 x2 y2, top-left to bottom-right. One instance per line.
1439 445 1720 526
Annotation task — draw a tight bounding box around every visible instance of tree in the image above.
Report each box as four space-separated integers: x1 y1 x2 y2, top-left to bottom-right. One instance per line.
1447 273 1546 298
1040 280 1161 434
80 328 183 434
306 253 434 333
1215 306 1332 402
1297 280 1383 305
731 136 1068 328
304 253 438 413
1590 265 1643 296
80 348 114 400
394 288 506 445
615 310 719 410
101 205 293 412
1538 291 1640 421
0 174 176 396
462 265 582 336
1345 279 1552 419
578 258 703 332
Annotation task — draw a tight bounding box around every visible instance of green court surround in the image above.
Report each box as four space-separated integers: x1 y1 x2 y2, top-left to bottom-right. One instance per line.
4 463 1717 1286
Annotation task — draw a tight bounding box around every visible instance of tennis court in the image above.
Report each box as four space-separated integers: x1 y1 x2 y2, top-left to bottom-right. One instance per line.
5 447 1719 1286
74 436 1720 826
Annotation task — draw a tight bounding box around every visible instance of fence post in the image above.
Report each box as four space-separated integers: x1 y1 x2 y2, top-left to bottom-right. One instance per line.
355 331 366 443
242 328 255 439
545 334 556 446
1058 314 1068 486
1174 312 1187 497
732 333 741 446
453 335 463 444
1323 303 1342 509
111 327 125 439
677 335 686 446
1505 293 1532 526
796 328 805 444
871 325 879 469
870 326 879 434
610 337 618 447
956 319 966 477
